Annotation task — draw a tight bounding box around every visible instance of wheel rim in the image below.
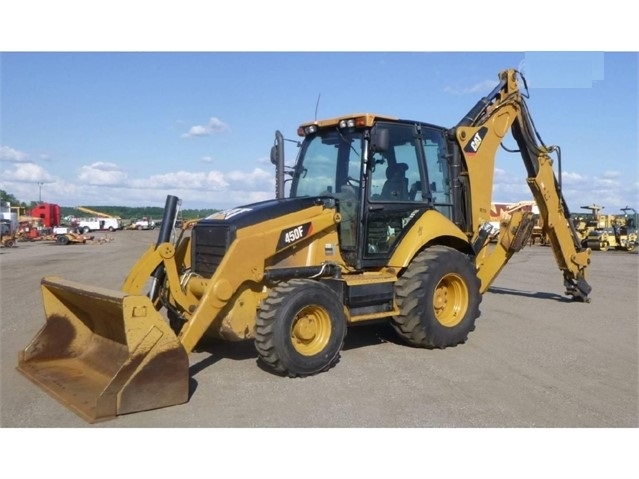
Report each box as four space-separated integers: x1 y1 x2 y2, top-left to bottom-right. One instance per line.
290 305 332 356
432 273 468 327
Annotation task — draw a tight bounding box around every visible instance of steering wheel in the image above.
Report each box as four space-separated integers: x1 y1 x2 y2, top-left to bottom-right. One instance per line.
346 176 360 187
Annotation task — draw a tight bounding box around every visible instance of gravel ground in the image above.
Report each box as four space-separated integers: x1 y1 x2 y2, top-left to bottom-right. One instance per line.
1 229 637 477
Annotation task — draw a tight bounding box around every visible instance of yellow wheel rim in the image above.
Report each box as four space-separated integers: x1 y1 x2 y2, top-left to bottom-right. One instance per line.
291 305 332 356
432 273 469 327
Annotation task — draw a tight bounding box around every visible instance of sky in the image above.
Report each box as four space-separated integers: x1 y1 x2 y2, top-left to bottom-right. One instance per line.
1 50 638 215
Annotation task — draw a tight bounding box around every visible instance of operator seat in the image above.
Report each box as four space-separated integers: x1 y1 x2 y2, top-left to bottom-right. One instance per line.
380 163 409 200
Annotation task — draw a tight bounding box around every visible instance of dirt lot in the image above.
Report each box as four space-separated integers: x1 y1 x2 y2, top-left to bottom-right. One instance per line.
1 230 637 429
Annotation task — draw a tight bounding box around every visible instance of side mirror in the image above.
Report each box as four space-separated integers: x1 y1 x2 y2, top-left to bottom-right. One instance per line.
370 128 389 154
270 145 279 165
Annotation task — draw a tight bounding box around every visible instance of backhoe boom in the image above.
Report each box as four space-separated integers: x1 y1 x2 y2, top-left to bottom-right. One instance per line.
456 69 591 301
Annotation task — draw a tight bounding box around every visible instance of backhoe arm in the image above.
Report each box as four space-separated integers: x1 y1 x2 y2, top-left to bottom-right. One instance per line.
509 73 591 301
455 69 591 301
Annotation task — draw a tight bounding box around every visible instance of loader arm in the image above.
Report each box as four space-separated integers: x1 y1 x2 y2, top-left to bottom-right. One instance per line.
176 203 340 354
121 241 199 313
455 69 591 301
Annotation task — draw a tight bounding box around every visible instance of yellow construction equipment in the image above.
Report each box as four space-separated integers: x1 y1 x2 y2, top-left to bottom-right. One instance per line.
75 206 118 218
577 204 637 252
1 218 17 247
18 69 592 422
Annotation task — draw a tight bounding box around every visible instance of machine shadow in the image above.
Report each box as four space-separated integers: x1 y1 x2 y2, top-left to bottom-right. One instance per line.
487 286 573 302
342 320 403 349
186 320 403 395
189 339 257 375
188 339 259 398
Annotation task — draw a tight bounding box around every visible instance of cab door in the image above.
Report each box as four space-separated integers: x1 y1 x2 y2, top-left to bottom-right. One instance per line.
360 122 450 268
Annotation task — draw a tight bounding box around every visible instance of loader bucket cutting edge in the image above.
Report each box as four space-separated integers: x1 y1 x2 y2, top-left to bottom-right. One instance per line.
17 276 189 423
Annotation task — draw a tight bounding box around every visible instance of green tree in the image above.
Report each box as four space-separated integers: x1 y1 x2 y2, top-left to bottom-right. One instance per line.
0 189 21 205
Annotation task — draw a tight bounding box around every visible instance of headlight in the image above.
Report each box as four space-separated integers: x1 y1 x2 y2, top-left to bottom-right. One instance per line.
339 118 356 129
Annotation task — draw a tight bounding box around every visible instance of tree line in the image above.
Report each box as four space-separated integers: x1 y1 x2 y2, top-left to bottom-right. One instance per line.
62 206 220 221
0 189 219 220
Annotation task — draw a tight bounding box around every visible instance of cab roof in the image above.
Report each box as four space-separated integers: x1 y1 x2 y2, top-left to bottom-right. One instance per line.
298 112 399 129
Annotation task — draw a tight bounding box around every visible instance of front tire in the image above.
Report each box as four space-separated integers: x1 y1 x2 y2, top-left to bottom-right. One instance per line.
255 279 347 377
392 246 481 348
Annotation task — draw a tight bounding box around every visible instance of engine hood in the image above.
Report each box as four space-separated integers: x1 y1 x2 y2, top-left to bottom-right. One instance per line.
196 196 326 230
190 197 331 279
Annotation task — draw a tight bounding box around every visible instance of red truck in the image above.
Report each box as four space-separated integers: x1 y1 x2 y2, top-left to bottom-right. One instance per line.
29 202 61 228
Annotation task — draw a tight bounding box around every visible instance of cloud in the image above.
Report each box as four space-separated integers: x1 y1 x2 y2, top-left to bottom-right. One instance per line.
226 167 272 187
201 156 214 163
119 167 275 210
2 160 271 207
126 167 274 193
444 79 500 95
1 162 55 183
181 117 229 138
560 171 588 185
78 162 128 185
0 145 29 163
128 170 230 191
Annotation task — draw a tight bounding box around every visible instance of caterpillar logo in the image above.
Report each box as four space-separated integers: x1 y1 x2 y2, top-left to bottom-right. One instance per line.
463 127 488 156
276 222 312 251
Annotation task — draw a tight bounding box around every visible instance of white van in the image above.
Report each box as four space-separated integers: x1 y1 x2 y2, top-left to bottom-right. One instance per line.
76 217 122 233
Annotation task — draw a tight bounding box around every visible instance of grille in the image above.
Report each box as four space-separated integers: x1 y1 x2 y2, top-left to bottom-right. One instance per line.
192 223 232 278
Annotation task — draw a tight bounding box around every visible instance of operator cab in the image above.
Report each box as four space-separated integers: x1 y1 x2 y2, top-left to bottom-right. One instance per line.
287 113 453 269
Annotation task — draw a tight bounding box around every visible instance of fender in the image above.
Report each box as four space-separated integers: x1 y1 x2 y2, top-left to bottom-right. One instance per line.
389 209 471 268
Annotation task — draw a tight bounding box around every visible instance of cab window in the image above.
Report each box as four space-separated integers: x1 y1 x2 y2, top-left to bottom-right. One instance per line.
369 123 422 202
292 130 362 198
422 127 452 219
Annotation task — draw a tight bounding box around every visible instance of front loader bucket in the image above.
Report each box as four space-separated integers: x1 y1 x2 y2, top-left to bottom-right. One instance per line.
17 276 189 423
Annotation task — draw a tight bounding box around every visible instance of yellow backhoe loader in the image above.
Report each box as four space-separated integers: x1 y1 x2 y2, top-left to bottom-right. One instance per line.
18 69 592 423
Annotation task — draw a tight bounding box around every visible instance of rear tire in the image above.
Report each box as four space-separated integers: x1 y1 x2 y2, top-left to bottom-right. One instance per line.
392 245 481 348
255 279 347 377
56 235 70 245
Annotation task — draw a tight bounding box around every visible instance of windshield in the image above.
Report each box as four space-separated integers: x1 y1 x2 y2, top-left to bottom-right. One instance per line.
291 130 363 198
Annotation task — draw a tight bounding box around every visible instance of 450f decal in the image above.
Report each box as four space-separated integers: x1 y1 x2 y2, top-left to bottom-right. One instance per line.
276 222 313 251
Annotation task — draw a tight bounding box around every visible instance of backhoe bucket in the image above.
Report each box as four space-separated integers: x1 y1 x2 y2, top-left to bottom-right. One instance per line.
17 276 189 423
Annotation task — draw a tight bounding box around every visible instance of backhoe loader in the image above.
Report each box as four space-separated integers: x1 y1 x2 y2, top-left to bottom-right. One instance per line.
17 69 592 423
